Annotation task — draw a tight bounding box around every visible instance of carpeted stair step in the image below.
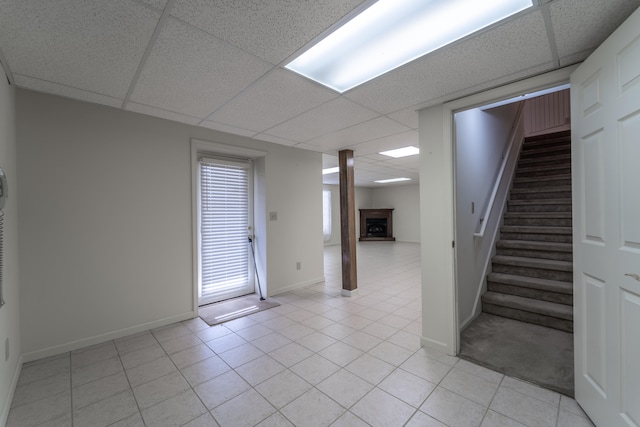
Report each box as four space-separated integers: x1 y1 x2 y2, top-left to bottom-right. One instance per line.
492 255 573 281
523 130 571 144
520 144 571 159
521 139 571 153
513 174 572 189
482 292 573 332
496 239 573 261
487 272 573 304
500 225 573 243
503 212 572 227
516 163 571 178
507 199 572 212
518 153 571 168
510 185 572 200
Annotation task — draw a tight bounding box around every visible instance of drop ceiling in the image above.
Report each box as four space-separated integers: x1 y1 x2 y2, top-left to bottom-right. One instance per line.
0 0 638 186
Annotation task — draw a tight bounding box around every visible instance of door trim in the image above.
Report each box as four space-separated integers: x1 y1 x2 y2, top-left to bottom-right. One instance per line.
190 139 266 315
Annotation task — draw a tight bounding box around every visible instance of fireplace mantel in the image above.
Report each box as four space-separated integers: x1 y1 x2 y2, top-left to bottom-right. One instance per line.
359 209 395 241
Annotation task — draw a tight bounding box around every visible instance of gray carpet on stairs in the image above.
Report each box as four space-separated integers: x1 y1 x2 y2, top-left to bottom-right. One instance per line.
459 313 574 397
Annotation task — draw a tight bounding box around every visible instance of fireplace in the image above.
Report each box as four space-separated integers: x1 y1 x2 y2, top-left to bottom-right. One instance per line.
359 209 395 241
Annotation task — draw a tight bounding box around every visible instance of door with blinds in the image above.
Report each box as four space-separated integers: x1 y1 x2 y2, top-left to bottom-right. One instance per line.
198 156 254 306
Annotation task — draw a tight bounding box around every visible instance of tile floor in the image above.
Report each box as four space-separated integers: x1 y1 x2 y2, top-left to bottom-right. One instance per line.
7 242 594 427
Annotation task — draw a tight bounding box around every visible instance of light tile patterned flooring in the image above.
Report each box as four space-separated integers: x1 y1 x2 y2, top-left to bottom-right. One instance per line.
7 242 594 427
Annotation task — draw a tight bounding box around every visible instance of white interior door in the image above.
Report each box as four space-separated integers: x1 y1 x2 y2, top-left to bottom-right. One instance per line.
198 157 254 306
571 7 640 427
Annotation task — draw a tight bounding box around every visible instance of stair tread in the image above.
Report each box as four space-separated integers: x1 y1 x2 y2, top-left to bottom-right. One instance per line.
514 174 571 183
487 272 573 294
519 153 571 162
508 198 572 205
482 292 573 320
516 164 571 172
511 185 572 194
492 255 573 271
520 146 570 156
524 130 571 142
504 212 572 218
497 239 573 252
501 225 572 234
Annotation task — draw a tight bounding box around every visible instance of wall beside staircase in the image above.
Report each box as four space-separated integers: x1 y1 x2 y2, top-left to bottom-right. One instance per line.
455 102 524 328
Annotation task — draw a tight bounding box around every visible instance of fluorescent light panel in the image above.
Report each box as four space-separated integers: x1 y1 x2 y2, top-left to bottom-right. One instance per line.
379 146 419 158
286 0 533 93
322 167 340 175
375 177 411 183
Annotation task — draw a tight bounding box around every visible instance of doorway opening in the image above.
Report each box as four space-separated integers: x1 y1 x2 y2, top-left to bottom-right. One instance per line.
454 85 574 395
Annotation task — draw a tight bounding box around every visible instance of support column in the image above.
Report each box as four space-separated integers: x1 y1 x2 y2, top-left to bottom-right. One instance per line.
339 149 357 296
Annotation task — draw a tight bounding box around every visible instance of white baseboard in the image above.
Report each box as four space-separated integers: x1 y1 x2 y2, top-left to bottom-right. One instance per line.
268 277 325 297
1 354 23 427
420 335 451 355
22 311 196 363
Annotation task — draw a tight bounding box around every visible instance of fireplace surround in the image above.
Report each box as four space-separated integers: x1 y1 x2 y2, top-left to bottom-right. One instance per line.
359 209 395 241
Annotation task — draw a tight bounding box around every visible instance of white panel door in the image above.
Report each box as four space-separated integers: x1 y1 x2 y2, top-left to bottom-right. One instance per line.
571 7 640 427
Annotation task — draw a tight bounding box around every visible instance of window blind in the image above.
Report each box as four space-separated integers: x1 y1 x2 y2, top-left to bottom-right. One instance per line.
323 190 332 242
199 157 251 303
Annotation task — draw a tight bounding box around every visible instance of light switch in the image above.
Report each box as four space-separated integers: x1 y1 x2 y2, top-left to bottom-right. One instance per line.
269 211 278 221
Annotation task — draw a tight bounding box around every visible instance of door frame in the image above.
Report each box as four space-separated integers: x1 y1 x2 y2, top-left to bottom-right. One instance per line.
418 65 578 356
190 139 266 314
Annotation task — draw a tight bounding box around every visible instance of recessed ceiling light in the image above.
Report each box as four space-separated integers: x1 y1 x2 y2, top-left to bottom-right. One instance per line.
285 0 533 93
322 167 340 175
374 177 412 184
379 146 420 158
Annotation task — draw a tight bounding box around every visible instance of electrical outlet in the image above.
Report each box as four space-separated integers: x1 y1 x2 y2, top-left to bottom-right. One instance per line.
296 261 301 270
5 338 9 362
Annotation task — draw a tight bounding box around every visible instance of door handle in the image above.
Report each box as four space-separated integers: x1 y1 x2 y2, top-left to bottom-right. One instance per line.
624 273 640 282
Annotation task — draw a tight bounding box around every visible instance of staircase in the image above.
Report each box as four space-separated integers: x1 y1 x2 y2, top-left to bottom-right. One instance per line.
481 130 573 332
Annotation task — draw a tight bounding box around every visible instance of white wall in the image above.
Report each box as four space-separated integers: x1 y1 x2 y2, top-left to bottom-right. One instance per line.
323 185 372 246
419 104 457 354
523 88 570 136
454 103 521 328
0 71 20 426
264 145 324 295
16 89 324 360
371 184 420 243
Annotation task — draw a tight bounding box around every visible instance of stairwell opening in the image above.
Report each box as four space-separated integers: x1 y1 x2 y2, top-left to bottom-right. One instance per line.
453 86 575 396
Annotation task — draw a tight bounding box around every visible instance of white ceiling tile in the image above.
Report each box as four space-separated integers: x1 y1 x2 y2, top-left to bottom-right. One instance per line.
125 102 201 125
387 108 419 129
199 120 258 138
558 49 593 67
550 0 640 58
139 0 169 10
208 69 336 133
360 155 388 163
295 143 330 153
347 131 419 156
345 10 552 114
130 17 273 118
254 133 298 147
14 74 123 108
307 117 411 151
171 0 367 64
0 0 160 98
265 97 379 142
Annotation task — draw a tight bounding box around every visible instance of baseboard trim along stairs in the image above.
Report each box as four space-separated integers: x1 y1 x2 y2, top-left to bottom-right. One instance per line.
481 130 573 333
